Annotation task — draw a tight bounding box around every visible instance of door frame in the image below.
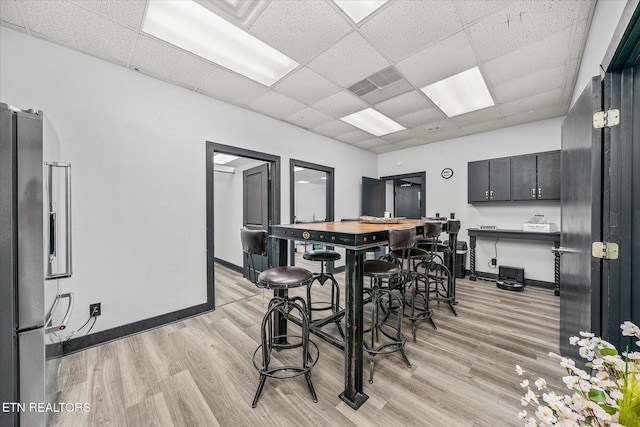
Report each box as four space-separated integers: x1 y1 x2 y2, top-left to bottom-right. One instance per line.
289 159 335 266
380 171 427 218
206 141 281 309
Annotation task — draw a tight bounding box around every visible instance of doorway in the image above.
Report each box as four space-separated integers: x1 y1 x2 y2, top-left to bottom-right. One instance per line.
206 142 281 308
361 172 426 219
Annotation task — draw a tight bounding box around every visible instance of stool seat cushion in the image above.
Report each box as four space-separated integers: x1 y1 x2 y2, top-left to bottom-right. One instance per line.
391 247 429 259
303 250 341 262
258 266 313 289
364 260 400 277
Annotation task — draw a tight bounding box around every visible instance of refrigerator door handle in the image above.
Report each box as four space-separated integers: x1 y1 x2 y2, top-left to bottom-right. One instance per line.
44 292 74 334
45 162 72 280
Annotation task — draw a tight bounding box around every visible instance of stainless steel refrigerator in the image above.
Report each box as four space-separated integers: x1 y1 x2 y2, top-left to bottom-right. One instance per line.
1 103 73 427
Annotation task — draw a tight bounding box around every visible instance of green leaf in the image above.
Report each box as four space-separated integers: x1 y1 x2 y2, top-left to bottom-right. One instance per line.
585 362 593 368
601 404 618 415
599 347 618 356
573 387 585 397
589 388 607 402
585 416 593 425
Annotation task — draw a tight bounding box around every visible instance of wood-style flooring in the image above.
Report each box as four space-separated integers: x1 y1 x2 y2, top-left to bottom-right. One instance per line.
50 264 566 426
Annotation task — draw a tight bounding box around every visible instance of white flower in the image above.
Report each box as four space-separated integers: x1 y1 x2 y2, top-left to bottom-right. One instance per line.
535 405 557 424
516 364 524 375
560 357 575 368
621 321 640 337
534 378 546 390
520 379 530 388
525 417 538 427
562 375 579 389
526 389 539 405
579 331 595 338
518 410 528 419
569 336 579 345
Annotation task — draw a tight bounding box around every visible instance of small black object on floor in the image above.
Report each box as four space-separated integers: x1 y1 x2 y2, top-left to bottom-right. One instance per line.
496 265 525 292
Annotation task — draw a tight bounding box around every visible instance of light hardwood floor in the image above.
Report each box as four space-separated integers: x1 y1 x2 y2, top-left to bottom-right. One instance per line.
50 264 566 426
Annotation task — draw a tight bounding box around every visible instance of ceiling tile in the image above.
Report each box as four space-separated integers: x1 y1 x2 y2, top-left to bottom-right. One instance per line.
1 1 25 29
354 138 387 150
284 107 333 129
336 129 373 144
360 0 462 62
500 87 563 117
312 120 356 138
248 0 352 63
414 119 460 137
198 67 269 106
454 0 513 24
131 35 215 90
375 91 432 119
379 129 419 143
395 107 446 128
248 90 306 120
21 0 135 65
273 67 339 106
504 104 563 127
70 0 146 29
396 31 476 88
482 28 572 87
492 65 565 104
459 118 507 135
449 106 502 127
311 90 369 119
307 32 390 87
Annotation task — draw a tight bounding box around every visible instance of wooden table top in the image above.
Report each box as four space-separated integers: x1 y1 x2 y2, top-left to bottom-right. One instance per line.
274 219 425 234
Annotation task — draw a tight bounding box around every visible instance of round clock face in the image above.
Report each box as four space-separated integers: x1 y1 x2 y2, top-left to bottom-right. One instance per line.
441 168 454 179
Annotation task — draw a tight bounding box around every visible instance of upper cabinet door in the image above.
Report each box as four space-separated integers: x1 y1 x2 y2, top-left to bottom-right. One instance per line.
488 158 511 201
536 151 561 200
468 160 490 202
511 154 538 200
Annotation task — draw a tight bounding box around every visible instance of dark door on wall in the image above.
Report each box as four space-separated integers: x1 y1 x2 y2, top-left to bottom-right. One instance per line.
243 163 270 278
362 176 385 217
559 76 604 359
394 180 421 219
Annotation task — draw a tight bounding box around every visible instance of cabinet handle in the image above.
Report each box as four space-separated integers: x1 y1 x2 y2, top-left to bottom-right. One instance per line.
490 190 493 200
538 188 542 198
485 190 488 200
532 188 536 198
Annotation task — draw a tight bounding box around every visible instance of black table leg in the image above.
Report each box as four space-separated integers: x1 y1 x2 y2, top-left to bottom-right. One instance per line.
553 240 560 296
469 235 477 281
339 249 369 409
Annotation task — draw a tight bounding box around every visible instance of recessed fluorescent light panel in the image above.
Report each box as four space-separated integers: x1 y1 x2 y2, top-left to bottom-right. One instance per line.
420 67 494 117
333 0 388 23
143 0 299 86
340 108 405 137
213 153 238 164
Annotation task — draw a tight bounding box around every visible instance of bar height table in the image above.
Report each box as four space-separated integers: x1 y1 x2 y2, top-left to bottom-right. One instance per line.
269 219 425 410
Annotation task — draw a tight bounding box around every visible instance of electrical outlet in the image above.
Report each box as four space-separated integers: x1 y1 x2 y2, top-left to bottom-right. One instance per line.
491 258 497 266
89 303 101 317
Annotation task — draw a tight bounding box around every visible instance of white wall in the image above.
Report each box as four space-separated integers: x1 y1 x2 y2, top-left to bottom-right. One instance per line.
379 118 563 283
295 183 327 222
0 27 377 337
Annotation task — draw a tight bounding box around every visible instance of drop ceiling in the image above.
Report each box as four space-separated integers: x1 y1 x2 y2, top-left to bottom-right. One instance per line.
0 0 596 153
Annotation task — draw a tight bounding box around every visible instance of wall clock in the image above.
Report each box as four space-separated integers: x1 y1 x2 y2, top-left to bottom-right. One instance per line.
441 168 454 179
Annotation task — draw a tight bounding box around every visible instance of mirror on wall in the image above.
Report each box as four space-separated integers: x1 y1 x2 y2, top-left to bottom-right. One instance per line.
290 159 335 270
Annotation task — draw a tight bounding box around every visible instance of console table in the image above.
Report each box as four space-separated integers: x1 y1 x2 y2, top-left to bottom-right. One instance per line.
467 228 561 295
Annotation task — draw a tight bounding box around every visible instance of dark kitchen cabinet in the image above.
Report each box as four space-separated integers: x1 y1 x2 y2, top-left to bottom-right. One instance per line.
468 157 511 202
512 151 561 201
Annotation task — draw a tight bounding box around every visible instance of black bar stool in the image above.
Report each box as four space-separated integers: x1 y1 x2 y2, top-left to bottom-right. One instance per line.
363 259 411 383
389 226 435 342
303 249 345 337
420 221 457 316
240 227 319 408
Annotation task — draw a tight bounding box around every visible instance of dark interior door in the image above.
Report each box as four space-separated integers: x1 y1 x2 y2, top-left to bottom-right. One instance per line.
243 163 270 277
362 176 385 217
394 181 421 218
559 76 603 359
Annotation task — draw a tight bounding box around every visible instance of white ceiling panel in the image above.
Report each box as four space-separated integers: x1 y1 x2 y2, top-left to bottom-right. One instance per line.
21 0 135 65
248 90 306 120
131 35 215 90
273 67 339 106
70 0 146 29
360 0 462 62
312 120 356 138
2 0 596 154
492 65 565 104
249 0 352 63
374 91 433 119
482 28 572 87
395 31 476 88
284 107 333 129
307 31 390 87
0 1 25 29
311 90 369 119
198 67 269 106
